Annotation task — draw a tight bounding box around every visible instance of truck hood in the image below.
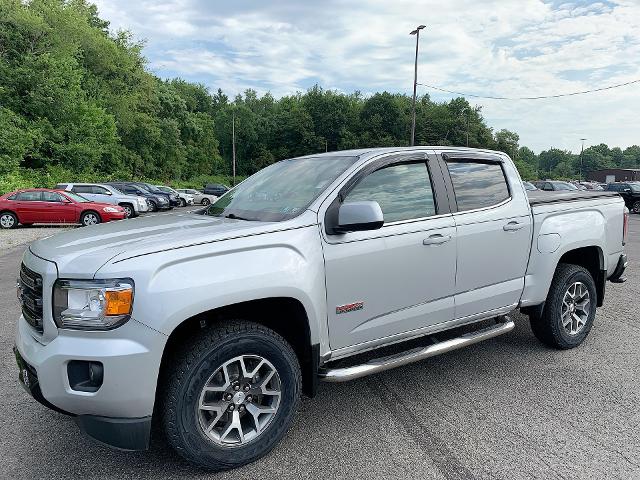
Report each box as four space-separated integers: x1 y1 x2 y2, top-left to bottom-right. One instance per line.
29 211 316 276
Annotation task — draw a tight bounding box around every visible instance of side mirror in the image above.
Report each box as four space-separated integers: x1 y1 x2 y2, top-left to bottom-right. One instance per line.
105 191 112 195
624 188 631 192
334 201 384 233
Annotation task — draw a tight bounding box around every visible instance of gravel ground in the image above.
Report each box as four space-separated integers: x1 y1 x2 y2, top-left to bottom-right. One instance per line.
0 225 71 251
1 212 639 479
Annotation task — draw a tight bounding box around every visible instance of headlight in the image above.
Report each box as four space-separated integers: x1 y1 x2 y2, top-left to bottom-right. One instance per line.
53 279 134 330
103 206 120 213
158 197 168 203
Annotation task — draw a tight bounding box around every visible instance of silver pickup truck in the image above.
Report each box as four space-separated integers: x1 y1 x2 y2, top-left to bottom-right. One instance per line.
14 147 628 471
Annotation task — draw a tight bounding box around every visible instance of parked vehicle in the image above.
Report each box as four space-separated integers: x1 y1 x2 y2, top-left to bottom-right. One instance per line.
523 181 537 191
56 183 148 218
576 182 604 191
0 189 126 228
135 182 180 207
606 182 640 213
176 188 218 206
532 180 579 191
14 147 628 471
203 183 229 197
106 182 171 212
156 186 194 207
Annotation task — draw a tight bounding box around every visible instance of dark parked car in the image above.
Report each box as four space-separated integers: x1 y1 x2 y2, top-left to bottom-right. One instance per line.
532 180 579 191
523 181 537 191
0 189 125 228
106 182 171 212
606 182 640 213
134 182 180 207
203 183 229 197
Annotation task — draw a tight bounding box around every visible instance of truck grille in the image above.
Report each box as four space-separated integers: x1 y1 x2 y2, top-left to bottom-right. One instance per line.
18 263 44 333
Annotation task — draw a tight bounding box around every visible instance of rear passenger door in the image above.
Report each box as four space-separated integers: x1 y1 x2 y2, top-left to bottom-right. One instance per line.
439 152 532 320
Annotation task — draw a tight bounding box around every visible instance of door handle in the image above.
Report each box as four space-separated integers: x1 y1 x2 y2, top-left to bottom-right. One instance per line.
423 234 452 245
503 221 524 232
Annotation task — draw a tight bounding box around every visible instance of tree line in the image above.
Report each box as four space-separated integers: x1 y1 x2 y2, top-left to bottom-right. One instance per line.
1 0 639 193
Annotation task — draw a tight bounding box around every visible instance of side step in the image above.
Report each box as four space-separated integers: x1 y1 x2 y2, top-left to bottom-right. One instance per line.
319 317 515 382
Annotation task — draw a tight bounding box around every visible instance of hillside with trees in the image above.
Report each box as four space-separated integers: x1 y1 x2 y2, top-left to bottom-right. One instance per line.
1 0 639 193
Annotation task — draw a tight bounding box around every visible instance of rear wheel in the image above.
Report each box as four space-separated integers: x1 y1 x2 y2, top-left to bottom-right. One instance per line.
80 211 101 227
0 212 17 229
530 264 596 349
162 320 301 471
201 197 211 206
632 200 640 214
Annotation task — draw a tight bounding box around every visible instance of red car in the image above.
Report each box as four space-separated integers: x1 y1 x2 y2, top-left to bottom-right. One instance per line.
0 189 126 229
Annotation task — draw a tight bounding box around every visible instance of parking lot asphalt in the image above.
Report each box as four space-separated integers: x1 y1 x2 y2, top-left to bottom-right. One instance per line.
1 212 639 479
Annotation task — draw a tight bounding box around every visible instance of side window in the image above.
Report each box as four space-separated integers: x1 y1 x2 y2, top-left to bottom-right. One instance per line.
16 191 42 201
345 162 436 223
92 186 109 194
446 161 510 211
42 192 64 202
72 185 92 194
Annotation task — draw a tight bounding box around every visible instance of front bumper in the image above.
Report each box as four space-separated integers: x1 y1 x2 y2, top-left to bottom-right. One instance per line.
14 315 167 449
101 211 127 222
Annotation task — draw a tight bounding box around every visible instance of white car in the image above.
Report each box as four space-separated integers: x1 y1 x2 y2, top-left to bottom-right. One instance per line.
56 183 149 218
176 188 218 206
156 186 194 207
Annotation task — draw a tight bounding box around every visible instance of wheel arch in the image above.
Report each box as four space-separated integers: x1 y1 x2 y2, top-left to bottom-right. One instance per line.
157 297 319 403
556 245 605 306
80 209 102 223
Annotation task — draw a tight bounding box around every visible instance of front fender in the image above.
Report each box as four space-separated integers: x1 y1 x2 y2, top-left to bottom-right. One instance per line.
95 226 327 348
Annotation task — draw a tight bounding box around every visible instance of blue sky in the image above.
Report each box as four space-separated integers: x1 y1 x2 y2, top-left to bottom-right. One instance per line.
93 0 640 153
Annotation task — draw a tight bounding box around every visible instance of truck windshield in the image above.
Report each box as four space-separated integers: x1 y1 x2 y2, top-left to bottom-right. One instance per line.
203 155 359 222
629 183 640 192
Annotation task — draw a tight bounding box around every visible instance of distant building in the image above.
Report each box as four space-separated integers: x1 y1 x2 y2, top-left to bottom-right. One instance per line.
586 168 640 183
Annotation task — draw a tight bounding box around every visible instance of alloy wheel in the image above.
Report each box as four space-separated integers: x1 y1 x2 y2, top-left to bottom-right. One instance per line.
83 213 99 226
197 354 281 447
123 205 133 218
561 282 590 335
0 213 16 228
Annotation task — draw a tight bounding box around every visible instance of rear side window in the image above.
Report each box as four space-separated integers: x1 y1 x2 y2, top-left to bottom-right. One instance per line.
446 161 510 211
92 186 109 194
72 185 92 194
345 162 437 223
16 191 43 201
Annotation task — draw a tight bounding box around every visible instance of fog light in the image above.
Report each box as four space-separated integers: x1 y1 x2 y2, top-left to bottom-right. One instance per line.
68 361 103 392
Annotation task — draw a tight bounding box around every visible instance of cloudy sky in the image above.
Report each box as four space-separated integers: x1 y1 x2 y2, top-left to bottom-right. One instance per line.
93 0 640 153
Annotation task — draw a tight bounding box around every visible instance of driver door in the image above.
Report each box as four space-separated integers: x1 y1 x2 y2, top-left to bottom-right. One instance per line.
321 154 457 351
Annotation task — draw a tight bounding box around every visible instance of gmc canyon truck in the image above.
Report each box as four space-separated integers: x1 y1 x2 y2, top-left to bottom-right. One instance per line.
14 147 628 471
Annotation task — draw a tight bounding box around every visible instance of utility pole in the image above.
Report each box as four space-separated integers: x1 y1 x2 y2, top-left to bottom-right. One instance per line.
461 107 470 147
232 110 236 186
579 138 587 181
410 25 426 146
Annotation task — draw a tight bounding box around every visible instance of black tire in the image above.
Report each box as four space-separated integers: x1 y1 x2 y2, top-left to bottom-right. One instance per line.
80 210 101 227
201 197 211 206
0 211 18 229
530 264 597 349
120 203 135 218
632 201 640 214
148 200 157 212
162 320 301 471
179 198 187 207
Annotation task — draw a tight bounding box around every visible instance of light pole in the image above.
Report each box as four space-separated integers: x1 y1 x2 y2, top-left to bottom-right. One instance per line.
232 110 236 186
461 107 470 147
410 24 426 146
579 138 587 181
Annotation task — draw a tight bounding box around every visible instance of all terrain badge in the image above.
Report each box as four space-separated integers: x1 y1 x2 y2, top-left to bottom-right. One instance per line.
336 301 364 314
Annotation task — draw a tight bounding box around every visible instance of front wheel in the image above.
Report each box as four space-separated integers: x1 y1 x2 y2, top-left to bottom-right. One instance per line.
632 200 640 214
148 200 157 212
120 204 134 218
180 198 187 207
162 320 301 471
530 264 597 349
80 211 101 227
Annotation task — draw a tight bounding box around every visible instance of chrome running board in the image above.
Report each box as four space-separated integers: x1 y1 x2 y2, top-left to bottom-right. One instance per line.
319 317 515 382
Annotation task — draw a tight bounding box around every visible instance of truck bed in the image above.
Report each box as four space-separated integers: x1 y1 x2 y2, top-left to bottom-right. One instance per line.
527 190 619 206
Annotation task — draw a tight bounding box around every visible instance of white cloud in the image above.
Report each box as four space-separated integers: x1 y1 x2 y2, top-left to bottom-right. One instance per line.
92 0 640 152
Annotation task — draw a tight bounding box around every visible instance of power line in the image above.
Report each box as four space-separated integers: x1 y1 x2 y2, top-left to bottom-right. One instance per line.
417 78 640 100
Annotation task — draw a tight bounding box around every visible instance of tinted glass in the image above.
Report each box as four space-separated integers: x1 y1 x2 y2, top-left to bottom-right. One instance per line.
446 162 510 211
42 192 64 202
72 185 93 194
553 182 577 191
16 191 42 201
92 186 109 194
63 191 90 202
629 183 640 192
345 162 436 223
204 155 358 222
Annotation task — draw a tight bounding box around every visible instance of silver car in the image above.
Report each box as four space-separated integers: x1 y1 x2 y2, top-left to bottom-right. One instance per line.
56 183 149 218
176 188 218 206
156 186 194 207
